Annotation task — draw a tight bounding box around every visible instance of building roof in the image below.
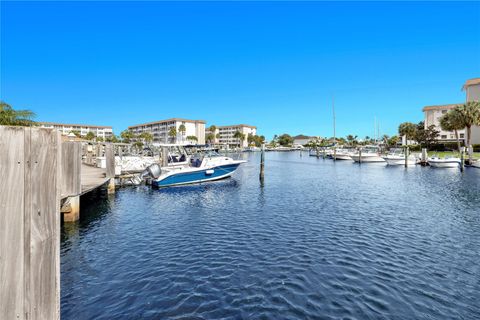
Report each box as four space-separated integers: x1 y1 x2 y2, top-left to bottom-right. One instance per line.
128 118 206 129
39 122 112 129
462 78 480 90
217 124 257 129
422 103 462 112
293 134 313 140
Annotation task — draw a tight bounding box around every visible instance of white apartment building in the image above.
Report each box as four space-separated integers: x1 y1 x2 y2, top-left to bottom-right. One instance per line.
423 104 465 142
207 124 257 148
422 77 480 145
463 78 480 145
39 122 113 139
128 118 206 145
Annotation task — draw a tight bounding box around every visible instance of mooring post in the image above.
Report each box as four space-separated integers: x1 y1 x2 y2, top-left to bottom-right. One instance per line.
260 144 265 183
60 141 82 222
359 148 362 164
316 146 319 158
105 143 115 194
404 146 409 168
161 147 169 167
460 147 465 172
421 148 427 166
333 147 337 161
468 145 473 165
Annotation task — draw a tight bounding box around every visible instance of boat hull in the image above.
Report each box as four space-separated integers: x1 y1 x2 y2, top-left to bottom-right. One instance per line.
428 159 460 168
383 156 416 166
333 154 353 161
152 163 242 187
350 154 385 163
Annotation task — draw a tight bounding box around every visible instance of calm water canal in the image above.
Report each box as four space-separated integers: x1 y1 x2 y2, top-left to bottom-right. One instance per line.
61 152 480 319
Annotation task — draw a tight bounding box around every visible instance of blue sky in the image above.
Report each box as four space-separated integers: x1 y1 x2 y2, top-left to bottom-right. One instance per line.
1 1 479 139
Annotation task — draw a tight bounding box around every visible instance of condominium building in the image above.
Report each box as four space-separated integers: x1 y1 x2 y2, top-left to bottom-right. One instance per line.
463 78 480 144
422 104 466 142
39 122 113 139
207 124 257 148
128 118 206 145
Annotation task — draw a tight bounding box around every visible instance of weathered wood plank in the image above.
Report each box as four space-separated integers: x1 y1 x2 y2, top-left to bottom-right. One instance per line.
27 128 60 320
105 143 115 178
60 141 81 198
0 126 26 320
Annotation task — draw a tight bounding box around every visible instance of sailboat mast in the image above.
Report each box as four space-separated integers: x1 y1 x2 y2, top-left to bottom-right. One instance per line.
332 94 336 145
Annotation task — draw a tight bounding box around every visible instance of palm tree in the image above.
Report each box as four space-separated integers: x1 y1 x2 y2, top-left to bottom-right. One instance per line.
178 122 186 143
208 125 217 144
186 135 198 143
205 132 215 144
455 101 480 147
85 131 96 141
398 122 417 145
439 110 464 152
120 130 135 143
233 130 246 148
139 132 153 146
0 101 36 126
168 127 177 144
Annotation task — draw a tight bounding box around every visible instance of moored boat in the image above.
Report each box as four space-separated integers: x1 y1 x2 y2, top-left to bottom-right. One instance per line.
382 149 416 166
350 146 385 163
143 147 246 187
428 156 460 168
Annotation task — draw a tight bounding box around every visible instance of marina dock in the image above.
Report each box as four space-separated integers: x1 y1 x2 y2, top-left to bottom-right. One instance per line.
0 126 116 320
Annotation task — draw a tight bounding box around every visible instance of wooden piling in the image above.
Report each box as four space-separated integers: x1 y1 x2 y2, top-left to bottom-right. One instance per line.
421 148 427 165
316 146 319 158
359 148 362 164
161 147 169 167
60 141 82 221
260 144 265 183
105 143 115 194
333 147 337 161
460 147 465 172
0 126 61 320
404 146 409 168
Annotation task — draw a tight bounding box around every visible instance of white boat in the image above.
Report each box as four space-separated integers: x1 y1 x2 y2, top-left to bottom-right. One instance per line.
382 149 416 166
471 160 480 168
143 147 246 187
332 148 353 161
350 146 385 163
428 156 461 168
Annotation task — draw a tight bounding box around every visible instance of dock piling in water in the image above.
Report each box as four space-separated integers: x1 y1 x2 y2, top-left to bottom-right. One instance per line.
404 147 409 168
260 144 265 183
460 147 465 172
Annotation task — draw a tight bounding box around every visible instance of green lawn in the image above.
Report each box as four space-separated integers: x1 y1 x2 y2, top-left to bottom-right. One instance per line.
426 151 480 159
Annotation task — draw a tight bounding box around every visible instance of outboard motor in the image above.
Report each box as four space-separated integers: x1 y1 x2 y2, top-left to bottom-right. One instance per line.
141 163 162 179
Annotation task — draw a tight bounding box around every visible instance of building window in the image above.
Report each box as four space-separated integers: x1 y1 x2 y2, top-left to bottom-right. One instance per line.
460 134 464 138
441 135 447 139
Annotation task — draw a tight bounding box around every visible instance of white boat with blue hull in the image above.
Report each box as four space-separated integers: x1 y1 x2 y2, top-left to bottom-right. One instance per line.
143 148 246 188
153 162 244 187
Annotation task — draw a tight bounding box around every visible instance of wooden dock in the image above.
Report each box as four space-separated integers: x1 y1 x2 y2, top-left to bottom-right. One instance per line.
80 164 110 195
0 126 116 320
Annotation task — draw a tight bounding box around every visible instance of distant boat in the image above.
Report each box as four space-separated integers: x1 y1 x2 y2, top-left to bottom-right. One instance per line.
350 146 385 163
428 156 460 168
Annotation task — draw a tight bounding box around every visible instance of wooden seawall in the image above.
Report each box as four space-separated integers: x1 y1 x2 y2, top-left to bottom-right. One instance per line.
0 126 116 319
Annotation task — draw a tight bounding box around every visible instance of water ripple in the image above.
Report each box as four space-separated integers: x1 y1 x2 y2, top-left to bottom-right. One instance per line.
61 152 480 319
